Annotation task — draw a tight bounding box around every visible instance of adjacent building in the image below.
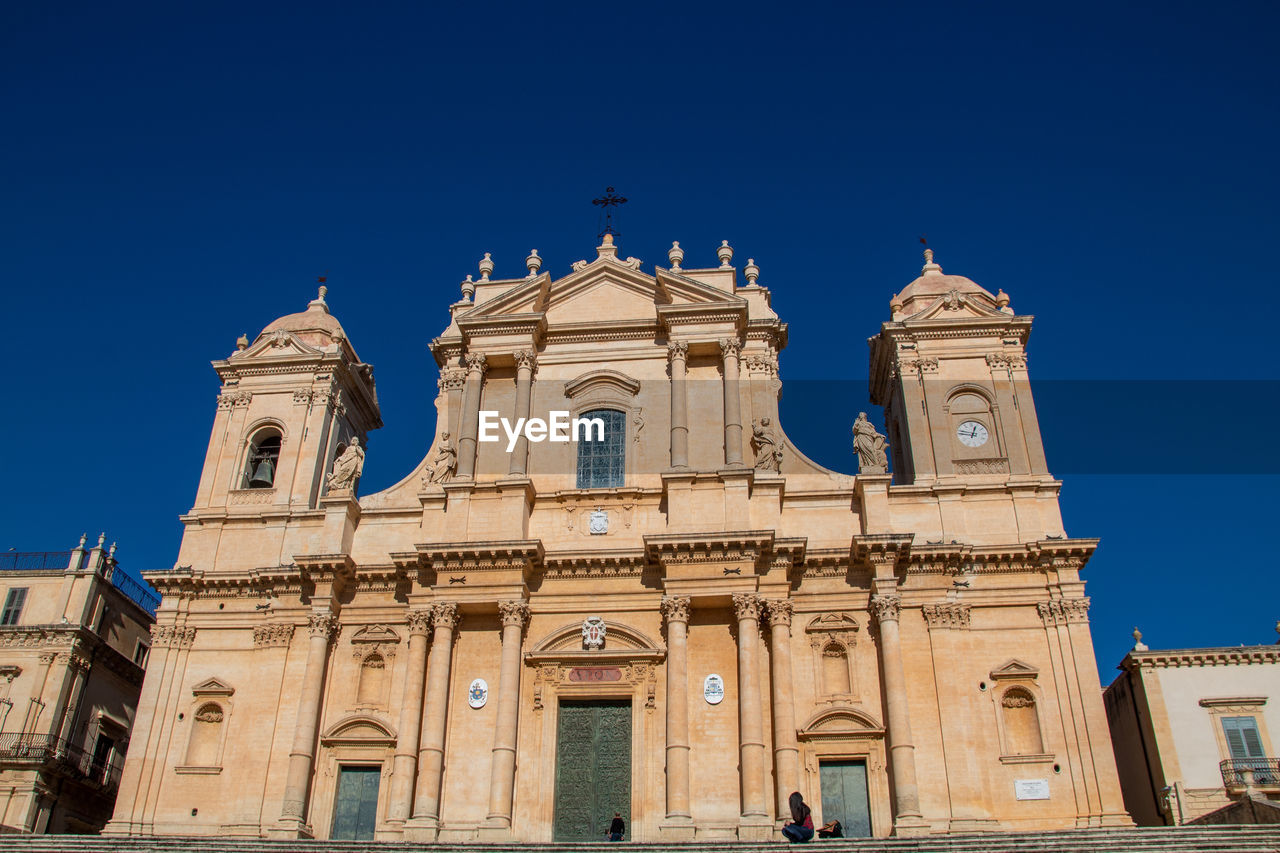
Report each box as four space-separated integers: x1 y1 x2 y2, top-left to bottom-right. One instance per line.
106 236 1130 841
1104 628 1280 825
0 535 157 833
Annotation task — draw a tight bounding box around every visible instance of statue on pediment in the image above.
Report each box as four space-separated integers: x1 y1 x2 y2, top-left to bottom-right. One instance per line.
328 438 365 492
425 433 457 485
752 418 783 473
853 413 888 474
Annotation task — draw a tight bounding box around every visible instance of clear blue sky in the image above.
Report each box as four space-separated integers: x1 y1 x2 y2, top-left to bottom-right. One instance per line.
2 1 1277 679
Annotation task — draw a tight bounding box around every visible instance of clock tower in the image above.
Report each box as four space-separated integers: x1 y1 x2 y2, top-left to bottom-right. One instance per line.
868 250 1051 485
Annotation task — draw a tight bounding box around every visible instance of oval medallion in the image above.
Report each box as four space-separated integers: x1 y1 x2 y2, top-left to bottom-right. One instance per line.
704 674 725 705
468 678 489 709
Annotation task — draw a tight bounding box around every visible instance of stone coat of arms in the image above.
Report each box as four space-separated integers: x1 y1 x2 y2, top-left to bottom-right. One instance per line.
582 615 606 650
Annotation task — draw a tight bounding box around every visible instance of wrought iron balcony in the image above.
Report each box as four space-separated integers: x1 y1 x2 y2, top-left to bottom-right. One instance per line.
1221 757 1280 788
0 733 123 790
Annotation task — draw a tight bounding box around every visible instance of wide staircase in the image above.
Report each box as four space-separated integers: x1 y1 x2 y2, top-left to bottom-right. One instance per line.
0 828 1279 853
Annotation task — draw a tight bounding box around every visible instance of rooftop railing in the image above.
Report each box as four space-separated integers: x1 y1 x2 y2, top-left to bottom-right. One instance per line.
110 570 160 615
0 551 72 571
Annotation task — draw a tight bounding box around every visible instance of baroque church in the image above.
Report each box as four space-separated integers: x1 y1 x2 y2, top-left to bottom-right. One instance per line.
105 234 1130 841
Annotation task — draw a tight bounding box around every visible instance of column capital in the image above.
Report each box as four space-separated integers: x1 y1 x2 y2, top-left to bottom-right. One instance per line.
661 595 691 624
922 602 970 630
732 592 763 622
498 600 530 629
464 352 488 375
432 601 460 630
307 612 340 641
765 598 794 628
869 594 901 625
438 367 467 392
513 350 537 372
667 341 689 362
719 338 742 359
406 609 433 636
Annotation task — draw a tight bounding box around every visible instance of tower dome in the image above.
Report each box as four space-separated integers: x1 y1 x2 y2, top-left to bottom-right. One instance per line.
257 286 348 349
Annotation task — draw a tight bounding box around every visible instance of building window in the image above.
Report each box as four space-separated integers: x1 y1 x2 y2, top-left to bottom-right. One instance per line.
575 409 626 489
1222 716 1266 761
822 642 852 695
244 429 282 489
1 588 27 626
1001 687 1044 755
133 641 150 667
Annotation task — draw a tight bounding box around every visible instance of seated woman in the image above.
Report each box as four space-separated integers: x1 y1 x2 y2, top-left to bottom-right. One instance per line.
782 791 814 843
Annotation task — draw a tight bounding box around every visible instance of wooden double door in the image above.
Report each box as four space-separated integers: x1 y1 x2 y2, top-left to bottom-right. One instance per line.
819 759 871 837
553 699 632 841
330 765 380 840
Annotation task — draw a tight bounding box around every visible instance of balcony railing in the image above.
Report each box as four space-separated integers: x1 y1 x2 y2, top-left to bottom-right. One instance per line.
1221 757 1280 787
110 571 160 615
0 733 123 790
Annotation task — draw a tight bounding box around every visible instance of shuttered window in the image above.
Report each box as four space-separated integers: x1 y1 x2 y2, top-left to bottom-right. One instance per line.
1 588 27 626
1222 716 1266 760
575 409 626 489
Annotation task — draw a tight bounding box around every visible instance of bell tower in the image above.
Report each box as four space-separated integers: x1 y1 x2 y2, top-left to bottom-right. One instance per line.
868 251 1049 485
188 287 382 515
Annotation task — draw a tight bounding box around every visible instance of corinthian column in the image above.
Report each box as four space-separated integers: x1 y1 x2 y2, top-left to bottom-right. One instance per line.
733 593 769 822
766 599 800 821
278 611 338 831
667 343 689 469
455 353 488 480
870 595 924 829
660 596 693 827
412 603 459 829
720 339 744 467
387 609 432 826
485 600 529 829
507 350 537 476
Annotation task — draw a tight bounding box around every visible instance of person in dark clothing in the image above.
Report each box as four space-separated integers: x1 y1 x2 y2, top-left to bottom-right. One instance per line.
608 812 625 841
782 791 814 843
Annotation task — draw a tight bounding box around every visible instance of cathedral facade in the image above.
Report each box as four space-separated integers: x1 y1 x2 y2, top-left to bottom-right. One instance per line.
105 235 1130 841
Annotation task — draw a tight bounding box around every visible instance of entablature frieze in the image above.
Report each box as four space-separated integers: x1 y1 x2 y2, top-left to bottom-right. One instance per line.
413 540 545 575
1126 647 1280 670
644 530 775 569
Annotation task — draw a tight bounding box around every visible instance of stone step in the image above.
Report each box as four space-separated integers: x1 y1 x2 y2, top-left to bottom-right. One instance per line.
0 827 1278 853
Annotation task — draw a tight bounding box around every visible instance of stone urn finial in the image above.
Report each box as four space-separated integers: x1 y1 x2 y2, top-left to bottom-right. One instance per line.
668 241 684 271
236 333 249 351
461 274 475 301
922 247 943 276
717 240 734 269
744 258 760 285
478 252 494 282
526 249 542 278
996 289 1012 314
1132 627 1148 651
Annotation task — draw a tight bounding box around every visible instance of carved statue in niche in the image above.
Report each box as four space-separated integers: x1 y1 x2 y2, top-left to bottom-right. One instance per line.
852 412 889 474
328 437 365 492
751 417 783 473
424 432 457 485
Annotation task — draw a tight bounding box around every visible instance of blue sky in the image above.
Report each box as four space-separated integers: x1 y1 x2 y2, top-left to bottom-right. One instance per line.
2 1 1277 678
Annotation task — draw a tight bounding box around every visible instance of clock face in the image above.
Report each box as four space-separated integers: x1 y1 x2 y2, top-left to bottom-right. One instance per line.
956 421 990 448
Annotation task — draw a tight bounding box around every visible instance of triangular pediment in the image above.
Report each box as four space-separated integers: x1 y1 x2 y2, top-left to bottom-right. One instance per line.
192 677 235 697
350 624 400 644
461 260 744 326
233 330 327 360
990 659 1040 680
905 288 1008 322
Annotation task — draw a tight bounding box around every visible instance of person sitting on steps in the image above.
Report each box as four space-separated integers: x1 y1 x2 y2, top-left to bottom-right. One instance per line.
782 791 814 843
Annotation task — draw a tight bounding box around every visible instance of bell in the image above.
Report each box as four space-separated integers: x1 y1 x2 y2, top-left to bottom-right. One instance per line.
248 458 275 488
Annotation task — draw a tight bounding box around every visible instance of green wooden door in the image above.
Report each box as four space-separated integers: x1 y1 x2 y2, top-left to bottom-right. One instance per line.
553 699 631 841
330 765 380 840
819 759 871 838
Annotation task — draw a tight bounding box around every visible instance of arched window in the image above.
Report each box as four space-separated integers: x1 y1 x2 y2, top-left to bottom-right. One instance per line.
822 642 852 695
1001 687 1043 755
186 702 224 766
357 654 386 705
575 409 626 489
244 430 282 489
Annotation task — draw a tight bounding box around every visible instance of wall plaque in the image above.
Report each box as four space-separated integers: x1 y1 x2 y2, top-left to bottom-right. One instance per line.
568 667 622 682
1014 779 1050 800
704 674 725 705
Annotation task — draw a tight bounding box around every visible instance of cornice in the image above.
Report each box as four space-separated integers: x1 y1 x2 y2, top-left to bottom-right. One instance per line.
543 549 648 579
644 530 775 566
414 540 545 573
1125 646 1280 670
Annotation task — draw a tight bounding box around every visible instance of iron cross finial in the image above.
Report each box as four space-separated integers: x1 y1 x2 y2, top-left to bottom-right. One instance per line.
592 186 628 238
